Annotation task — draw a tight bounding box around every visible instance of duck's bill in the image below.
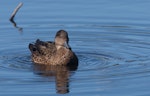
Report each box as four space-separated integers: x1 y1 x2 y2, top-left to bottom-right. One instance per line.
64 41 71 49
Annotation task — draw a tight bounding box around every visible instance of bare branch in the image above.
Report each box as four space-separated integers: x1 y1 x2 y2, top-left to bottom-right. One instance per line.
10 2 23 21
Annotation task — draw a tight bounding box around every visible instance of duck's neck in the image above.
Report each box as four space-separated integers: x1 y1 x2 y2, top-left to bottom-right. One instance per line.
56 45 62 50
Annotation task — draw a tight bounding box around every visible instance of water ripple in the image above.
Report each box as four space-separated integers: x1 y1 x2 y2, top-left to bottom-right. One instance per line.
0 49 32 71
75 51 150 81
1 47 149 81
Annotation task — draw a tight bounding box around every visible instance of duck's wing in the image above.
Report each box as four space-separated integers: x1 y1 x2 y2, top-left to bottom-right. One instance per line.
29 39 56 56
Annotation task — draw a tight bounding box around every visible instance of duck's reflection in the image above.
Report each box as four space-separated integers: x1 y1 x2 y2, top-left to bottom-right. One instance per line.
33 64 78 94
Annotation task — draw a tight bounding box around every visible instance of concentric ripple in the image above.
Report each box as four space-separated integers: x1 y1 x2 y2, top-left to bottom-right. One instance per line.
75 50 150 81
0 48 32 71
78 52 115 70
0 48 122 73
0 49 112 72
1 47 150 80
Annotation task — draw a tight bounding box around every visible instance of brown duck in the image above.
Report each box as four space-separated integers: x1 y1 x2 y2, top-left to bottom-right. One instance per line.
29 30 78 66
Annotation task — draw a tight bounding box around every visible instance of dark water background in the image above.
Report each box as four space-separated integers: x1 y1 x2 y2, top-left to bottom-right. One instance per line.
0 0 150 96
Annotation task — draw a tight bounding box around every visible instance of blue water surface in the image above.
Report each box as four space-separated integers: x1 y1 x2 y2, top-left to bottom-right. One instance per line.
0 0 150 96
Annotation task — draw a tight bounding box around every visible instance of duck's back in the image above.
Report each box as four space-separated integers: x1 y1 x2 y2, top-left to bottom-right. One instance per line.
29 39 56 64
29 39 78 65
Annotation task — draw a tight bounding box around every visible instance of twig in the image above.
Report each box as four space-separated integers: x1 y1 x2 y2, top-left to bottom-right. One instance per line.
10 2 23 21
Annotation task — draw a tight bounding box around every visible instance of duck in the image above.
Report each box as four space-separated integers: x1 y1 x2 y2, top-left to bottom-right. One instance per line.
28 30 78 66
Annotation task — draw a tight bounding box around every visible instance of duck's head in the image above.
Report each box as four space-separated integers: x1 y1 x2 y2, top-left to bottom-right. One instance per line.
54 30 71 49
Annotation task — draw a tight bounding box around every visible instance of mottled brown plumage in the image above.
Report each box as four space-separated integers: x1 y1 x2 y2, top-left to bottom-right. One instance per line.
29 30 78 66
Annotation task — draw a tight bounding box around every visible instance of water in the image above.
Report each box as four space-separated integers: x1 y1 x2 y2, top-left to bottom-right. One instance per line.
0 0 150 95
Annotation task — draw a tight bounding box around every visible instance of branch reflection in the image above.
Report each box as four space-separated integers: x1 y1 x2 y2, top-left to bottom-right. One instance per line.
10 19 23 32
33 64 78 94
